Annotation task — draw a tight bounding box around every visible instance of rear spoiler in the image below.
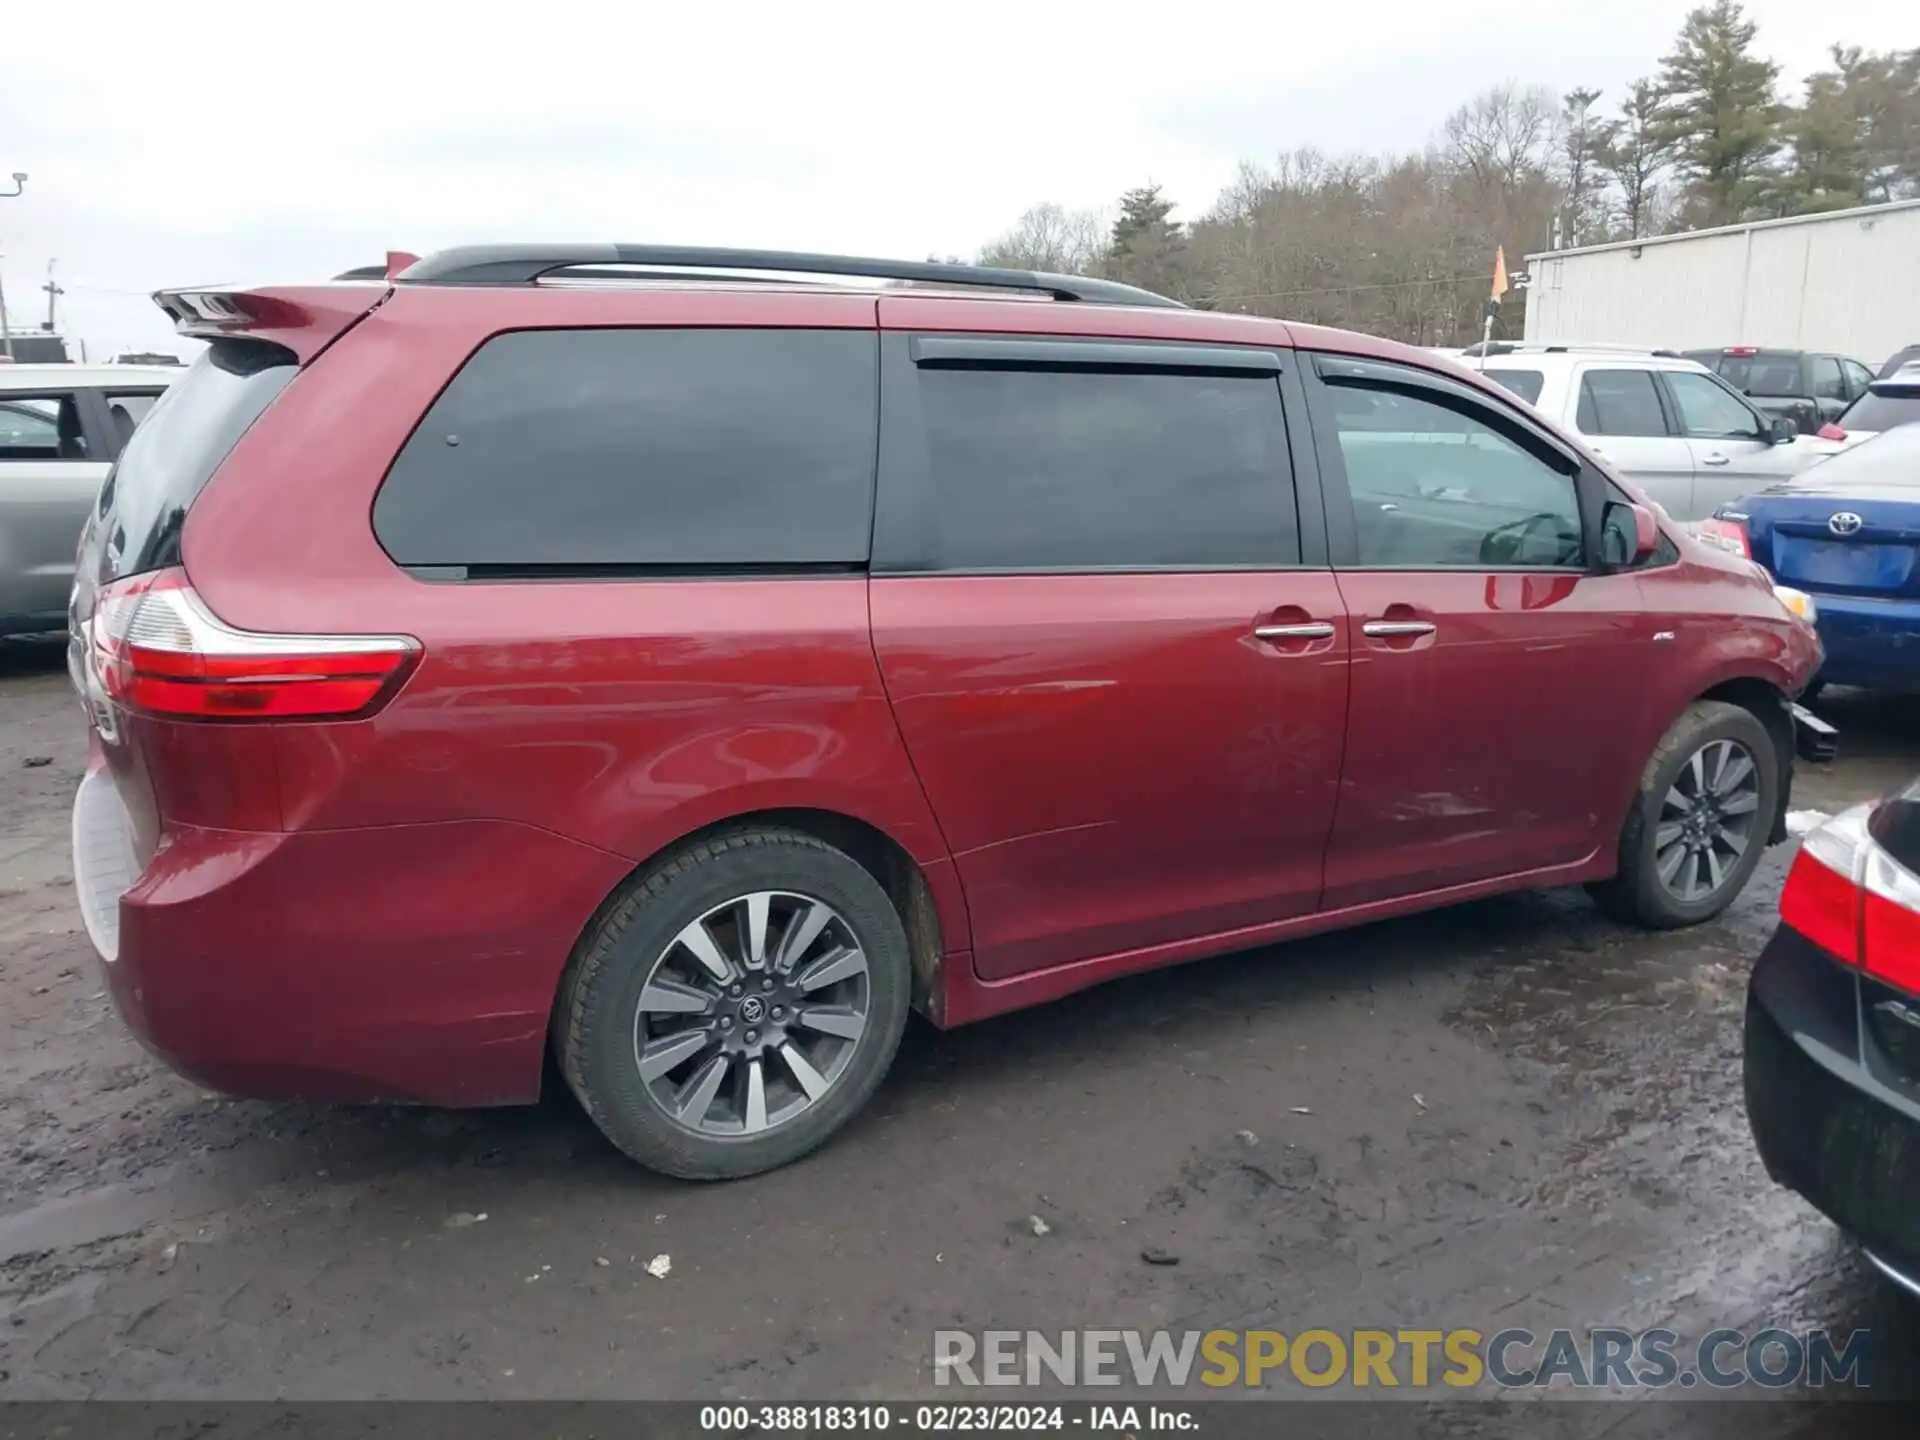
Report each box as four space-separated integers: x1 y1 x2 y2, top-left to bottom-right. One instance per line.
151 284 388 364
332 252 421 283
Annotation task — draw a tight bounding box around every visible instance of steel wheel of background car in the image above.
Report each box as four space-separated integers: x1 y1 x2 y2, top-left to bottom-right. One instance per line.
1591 700 1781 929
556 827 911 1180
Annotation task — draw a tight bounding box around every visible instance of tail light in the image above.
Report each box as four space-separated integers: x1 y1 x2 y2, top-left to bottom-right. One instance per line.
1780 803 1920 994
1817 423 1848 442
87 568 418 721
1726 346 1759 356
1698 516 1751 558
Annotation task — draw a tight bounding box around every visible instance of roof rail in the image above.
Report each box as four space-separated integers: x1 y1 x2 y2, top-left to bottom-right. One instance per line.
1462 341 1685 358
392 244 1185 309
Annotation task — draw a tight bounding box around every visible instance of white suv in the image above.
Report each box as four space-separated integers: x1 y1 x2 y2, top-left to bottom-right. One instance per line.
1462 346 1827 522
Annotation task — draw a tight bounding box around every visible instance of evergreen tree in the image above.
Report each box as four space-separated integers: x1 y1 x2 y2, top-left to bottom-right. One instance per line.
1654 0 1782 225
1107 184 1188 298
1776 51 1871 213
1556 87 1612 245
1847 48 1920 202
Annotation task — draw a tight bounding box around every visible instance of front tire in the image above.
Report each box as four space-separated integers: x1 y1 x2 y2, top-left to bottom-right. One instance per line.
1590 700 1780 929
557 828 911 1180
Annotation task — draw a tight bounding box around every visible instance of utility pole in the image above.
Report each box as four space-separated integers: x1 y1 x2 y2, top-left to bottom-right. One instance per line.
0 172 24 362
43 258 62 334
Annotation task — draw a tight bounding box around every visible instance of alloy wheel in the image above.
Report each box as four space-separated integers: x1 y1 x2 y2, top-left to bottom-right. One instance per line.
631 891 870 1138
1654 738 1763 903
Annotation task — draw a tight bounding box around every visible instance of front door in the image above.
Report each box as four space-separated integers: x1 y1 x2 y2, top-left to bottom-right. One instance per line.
0 389 110 630
1304 354 1651 909
1566 363 1696 521
1662 369 1811 517
868 331 1350 979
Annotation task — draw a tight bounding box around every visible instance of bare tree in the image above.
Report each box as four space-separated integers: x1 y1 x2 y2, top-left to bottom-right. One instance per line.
1598 78 1675 238
1443 82 1558 193
976 203 1107 274
968 11 1874 346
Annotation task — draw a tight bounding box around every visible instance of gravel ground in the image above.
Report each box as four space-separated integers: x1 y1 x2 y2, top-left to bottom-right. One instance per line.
2 635 1917 1418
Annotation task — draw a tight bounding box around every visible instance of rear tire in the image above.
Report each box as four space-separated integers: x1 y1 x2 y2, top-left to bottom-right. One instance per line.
557 828 911 1180
1590 700 1780 929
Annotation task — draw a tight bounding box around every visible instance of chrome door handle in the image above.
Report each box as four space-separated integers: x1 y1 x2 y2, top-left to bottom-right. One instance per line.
1702 453 1730 466
1361 620 1436 638
1253 622 1336 640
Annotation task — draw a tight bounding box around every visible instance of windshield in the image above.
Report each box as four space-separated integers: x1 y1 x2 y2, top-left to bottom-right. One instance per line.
1840 390 1920 433
1479 369 1545 404
1713 355 1803 397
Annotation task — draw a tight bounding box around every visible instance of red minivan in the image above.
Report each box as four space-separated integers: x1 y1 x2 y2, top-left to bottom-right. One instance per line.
69 246 1821 1178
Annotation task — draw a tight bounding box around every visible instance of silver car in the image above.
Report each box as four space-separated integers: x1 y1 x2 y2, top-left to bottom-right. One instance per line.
1460 346 1828 523
1 364 181 635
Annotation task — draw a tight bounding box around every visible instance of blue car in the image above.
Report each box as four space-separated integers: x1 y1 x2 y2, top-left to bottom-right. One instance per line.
1707 425 1920 696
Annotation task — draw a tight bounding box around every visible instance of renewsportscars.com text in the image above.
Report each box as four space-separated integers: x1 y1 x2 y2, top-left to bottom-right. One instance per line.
932 1327 1872 1390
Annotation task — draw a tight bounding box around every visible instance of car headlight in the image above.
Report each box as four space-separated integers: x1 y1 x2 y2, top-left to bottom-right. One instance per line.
1775 584 1818 624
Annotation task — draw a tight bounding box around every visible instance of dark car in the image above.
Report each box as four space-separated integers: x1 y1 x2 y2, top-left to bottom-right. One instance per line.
0 333 72 364
1683 347 1876 435
1746 784 1920 1296
69 244 1820 1180
1703 425 1920 695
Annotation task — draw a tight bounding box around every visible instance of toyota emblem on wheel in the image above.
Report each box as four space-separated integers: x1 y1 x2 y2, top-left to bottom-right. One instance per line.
1829 511 1864 536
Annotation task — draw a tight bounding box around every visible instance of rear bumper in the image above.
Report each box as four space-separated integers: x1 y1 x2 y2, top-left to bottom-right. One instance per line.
75 766 630 1106
1809 593 1920 692
1745 925 1920 1275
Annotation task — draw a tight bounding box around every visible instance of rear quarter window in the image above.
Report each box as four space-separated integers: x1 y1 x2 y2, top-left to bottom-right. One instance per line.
372 328 879 571
94 341 295 580
1480 369 1544 405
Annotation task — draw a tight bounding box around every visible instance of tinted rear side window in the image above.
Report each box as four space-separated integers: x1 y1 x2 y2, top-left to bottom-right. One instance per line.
94 340 295 580
907 366 1298 570
1480 369 1544 404
1576 369 1669 437
373 328 878 571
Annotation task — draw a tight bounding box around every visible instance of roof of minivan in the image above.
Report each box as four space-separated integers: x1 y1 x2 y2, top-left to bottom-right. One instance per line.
163 265 1521 410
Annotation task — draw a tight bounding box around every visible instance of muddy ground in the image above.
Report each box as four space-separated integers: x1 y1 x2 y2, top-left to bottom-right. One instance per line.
2 634 1918 1413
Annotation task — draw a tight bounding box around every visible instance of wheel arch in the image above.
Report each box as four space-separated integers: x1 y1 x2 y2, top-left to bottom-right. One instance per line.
1690 675 1796 845
552 806 957 1055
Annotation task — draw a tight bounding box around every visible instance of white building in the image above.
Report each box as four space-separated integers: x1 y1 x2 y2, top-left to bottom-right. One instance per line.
1522 198 1920 370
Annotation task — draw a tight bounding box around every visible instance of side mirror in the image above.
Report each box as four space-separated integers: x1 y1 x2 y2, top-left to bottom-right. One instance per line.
1601 501 1660 568
1770 415 1798 444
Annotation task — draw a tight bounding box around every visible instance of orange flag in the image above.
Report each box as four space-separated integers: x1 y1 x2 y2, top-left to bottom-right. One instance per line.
1490 246 1510 304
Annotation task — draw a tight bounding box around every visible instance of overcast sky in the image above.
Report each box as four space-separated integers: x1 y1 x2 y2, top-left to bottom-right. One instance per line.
3 0 1910 357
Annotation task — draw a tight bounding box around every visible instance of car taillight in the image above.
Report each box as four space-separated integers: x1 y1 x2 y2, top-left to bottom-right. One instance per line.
1779 804 1920 993
88 568 418 721
1817 423 1848 441
1726 346 1759 356
1698 516 1751 558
